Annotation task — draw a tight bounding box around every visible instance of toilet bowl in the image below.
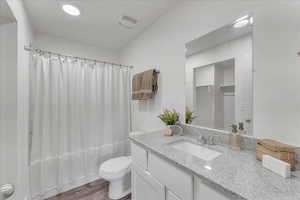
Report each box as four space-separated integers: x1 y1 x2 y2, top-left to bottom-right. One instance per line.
99 156 131 199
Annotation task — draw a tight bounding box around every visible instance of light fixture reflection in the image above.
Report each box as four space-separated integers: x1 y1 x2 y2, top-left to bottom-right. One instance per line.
234 19 249 28
233 15 253 28
204 165 212 170
235 15 249 23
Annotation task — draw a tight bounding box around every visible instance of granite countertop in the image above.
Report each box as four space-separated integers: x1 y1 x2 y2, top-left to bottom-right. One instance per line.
129 131 300 200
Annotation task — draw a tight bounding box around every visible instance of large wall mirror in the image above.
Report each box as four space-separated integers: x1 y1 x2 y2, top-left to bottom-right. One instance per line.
185 15 253 134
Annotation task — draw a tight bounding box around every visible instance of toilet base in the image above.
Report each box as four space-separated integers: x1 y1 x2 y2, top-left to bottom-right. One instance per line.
108 177 131 200
108 185 130 200
108 173 131 200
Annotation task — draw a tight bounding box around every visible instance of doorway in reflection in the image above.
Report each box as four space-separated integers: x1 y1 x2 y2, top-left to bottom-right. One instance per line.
193 59 235 131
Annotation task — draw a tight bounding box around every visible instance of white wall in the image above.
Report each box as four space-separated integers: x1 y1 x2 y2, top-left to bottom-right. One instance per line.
34 33 119 62
120 0 300 146
0 22 18 193
6 0 34 199
186 35 252 132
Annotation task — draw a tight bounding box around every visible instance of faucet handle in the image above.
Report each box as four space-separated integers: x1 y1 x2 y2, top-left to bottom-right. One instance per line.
207 135 215 145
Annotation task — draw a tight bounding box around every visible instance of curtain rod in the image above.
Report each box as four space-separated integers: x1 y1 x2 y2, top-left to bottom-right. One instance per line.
24 46 134 69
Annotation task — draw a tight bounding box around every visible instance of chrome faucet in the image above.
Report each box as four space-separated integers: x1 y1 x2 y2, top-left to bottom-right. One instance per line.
197 135 215 145
197 135 207 145
206 135 215 145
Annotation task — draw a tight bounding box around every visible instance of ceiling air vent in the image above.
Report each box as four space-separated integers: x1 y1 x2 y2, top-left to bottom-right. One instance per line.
119 15 138 29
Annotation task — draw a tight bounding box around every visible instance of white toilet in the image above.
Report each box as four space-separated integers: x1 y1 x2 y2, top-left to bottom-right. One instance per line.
99 156 132 199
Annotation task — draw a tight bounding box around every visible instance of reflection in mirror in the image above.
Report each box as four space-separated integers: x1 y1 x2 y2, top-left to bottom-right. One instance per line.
185 15 253 134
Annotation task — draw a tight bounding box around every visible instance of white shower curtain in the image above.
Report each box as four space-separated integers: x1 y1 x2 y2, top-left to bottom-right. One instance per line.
29 53 131 199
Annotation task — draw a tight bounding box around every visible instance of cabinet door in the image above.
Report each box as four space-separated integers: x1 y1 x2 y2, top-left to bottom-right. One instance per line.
166 190 181 200
131 142 148 169
148 153 193 200
194 176 237 200
132 167 165 200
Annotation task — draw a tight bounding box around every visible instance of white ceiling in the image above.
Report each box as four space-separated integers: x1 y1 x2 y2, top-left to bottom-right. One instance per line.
0 0 15 25
24 0 180 51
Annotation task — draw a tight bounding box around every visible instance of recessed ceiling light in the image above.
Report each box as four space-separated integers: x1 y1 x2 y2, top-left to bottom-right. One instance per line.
62 4 80 16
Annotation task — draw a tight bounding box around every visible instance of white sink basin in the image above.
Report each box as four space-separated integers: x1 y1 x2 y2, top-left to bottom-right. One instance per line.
170 141 221 161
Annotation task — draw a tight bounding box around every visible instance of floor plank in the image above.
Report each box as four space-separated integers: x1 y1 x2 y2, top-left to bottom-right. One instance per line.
47 179 131 200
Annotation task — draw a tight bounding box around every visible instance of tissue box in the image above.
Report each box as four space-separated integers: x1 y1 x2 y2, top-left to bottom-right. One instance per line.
256 139 297 171
263 155 291 178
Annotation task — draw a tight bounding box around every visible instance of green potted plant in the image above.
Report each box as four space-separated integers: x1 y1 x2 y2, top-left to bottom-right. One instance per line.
185 107 197 124
158 109 180 136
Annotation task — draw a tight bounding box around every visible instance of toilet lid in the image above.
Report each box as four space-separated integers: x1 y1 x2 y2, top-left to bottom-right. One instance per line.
101 156 131 173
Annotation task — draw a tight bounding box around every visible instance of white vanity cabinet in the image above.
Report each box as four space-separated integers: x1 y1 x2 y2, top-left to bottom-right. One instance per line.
131 142 148 170
166 190 181 200
148 152 193 200
131 142 239 200
194 177 233 200
132 166 165 200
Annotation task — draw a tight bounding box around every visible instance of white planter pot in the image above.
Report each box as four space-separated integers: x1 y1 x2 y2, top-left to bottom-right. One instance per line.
168 125 183 135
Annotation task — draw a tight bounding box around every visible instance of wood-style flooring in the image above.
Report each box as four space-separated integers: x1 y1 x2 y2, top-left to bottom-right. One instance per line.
47 179 131 200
